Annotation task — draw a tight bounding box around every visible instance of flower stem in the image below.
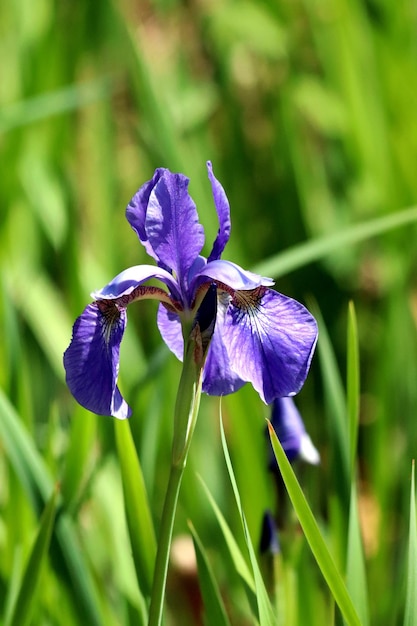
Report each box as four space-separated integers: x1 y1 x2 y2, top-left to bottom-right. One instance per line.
148 286 217 625
148 373 202 626
147 342 203 626
147 461 184 626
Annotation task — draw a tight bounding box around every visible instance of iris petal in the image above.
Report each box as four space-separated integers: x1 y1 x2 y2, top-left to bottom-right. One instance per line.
202 316 245 396
206 161 231 262
126 168 166 263
196 259 274 292
92 264 180 303
145 171 205 299
63 302 131 419
157 303 184 361
222 288 318 403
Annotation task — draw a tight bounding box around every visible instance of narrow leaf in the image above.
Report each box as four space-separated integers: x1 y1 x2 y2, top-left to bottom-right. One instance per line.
6 486 58 626
197 475 255 593
347 301 360 478
253 205 417 279
311 302 350 503
0 390 105 625
219 415 275 626
115 419 156 598
189 521 232 626
268 422 361 626
346 483 369 626
404 461 417 626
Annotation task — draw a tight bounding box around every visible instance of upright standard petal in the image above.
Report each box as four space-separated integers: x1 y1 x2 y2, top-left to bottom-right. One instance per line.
222 288 318 404
206 161 231 262
63 302 131 419
145 171 205 300
126 168 166 262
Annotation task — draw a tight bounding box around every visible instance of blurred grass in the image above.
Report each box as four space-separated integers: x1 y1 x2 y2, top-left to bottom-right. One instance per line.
1 0 417 624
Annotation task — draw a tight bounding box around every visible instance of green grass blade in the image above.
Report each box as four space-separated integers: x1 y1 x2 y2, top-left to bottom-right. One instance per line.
60 408 97 510
347 301 360 478
310 302 350 499
0 79 111 132
268 422 361 626
115 420 156 598
253 205 417 278
189 521 232 626
0 388 51 510
197 475 255 593
219 415 275 626
0 390 105 625
345 302 369 624
346 483 369 626
404 461 417 626
5 486 58 626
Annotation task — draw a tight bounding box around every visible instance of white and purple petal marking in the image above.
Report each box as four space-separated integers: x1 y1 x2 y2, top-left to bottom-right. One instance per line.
220 287 318 404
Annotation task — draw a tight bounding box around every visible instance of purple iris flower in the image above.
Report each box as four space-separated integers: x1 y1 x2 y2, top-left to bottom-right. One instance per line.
269 397 320 465
63 162 318 419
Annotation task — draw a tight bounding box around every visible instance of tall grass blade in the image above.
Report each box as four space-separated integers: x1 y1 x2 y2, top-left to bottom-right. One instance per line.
346 483 369 626
310 302 350 499
0 79 111 132
347 301 360 478
5 486 58 626
0 389 105 625
345 301 369 624
115 420 156 599
253 205 417 278
404 461 417 626
197 475 255 594
189 521 232 626
219 415 275 626
268 422 361 626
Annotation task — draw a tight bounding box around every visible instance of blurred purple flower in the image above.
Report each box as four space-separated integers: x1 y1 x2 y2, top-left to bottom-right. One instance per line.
64 162 318 418
268 397 320 466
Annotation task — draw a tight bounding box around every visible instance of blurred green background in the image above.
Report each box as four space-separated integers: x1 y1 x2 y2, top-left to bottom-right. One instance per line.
2 0 417 624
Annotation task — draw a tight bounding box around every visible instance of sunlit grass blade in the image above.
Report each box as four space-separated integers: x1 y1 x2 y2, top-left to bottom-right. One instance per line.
268 422 361 626
310 302 349 499
345 301 369 624
0 79 111 132
5 486 58 626
347 301 360 478
346 483 369 626
189 521 232 626
0 388 51 511
404 461 417 626
219 414 275 626
197 475 255 593
0 389 105 625
253 205 417 279
7 269 72 380
115 420 156 599
60 408 97 510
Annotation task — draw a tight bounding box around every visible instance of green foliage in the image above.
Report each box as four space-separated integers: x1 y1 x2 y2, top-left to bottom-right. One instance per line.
2 0 417 623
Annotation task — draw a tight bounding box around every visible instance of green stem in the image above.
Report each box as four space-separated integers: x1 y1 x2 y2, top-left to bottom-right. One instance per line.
148 286 216 625
148 342 203 626
147 461 184 626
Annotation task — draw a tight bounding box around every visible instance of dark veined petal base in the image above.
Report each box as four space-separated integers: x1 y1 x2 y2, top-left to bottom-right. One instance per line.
222 287 318 404
63 302 131 419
